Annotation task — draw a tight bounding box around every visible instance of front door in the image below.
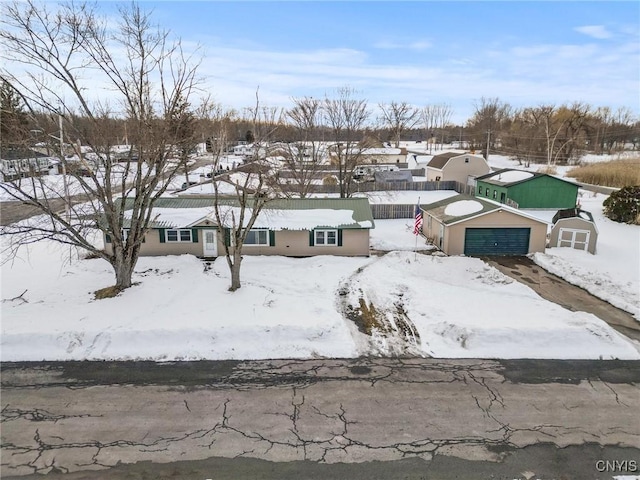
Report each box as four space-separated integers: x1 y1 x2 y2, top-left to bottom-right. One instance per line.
202 229 218 257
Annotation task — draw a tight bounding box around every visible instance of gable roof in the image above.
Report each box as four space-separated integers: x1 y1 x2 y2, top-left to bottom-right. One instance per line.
421 193 549 226
119 196 374 230
426 152 463 169
426 152 485 170
476 168 579 188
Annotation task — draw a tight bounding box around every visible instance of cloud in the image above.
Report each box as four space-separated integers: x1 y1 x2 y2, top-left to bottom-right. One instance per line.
373 40 432 51
574 25 612 40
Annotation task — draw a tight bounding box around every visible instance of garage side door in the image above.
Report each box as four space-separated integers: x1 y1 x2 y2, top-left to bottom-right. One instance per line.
464 228 530 256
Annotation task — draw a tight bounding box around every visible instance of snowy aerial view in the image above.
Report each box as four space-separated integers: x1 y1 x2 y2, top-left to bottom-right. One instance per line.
1 1 639 478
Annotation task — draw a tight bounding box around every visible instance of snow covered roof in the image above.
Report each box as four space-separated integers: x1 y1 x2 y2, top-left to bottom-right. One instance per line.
421 194 549 226
120 197 374 230
476 168 579 187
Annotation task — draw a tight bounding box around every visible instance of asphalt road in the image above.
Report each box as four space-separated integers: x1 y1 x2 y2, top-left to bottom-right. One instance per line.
2 359 639 479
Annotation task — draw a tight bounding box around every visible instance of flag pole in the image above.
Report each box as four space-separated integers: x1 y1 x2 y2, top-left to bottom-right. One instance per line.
414 196 420 261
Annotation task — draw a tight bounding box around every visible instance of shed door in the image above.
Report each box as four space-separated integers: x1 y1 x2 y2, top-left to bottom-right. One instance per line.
557 228 589 251
202 229 218 257
464 228 530 256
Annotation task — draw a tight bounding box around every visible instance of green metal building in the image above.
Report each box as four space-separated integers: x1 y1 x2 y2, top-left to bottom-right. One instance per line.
475 169 579 209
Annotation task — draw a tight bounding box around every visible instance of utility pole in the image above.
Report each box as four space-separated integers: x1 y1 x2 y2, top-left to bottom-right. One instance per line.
486 129 491 161
58 109 71 220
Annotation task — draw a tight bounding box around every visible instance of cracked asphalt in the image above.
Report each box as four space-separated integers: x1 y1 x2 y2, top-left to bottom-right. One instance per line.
2 359 639 479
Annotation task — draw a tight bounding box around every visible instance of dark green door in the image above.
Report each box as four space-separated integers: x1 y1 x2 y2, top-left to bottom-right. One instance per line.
464 228 530 256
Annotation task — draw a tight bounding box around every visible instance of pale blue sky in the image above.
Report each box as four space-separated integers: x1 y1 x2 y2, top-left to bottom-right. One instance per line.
74 1 640 123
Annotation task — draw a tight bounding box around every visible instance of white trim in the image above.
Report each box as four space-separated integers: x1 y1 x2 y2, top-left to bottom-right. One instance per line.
165 229 193 243
314 229 338 246
244 228 270 246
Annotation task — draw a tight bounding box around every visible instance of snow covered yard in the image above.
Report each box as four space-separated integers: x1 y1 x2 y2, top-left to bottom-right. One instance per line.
2 211 638 361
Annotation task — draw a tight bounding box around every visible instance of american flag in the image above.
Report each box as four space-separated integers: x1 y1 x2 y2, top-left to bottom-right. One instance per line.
413 204 423 235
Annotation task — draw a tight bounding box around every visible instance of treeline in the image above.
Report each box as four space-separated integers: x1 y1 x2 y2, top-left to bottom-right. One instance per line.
2 78 638 167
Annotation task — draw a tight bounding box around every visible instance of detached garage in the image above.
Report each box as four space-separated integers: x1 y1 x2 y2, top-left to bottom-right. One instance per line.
420 194 548 256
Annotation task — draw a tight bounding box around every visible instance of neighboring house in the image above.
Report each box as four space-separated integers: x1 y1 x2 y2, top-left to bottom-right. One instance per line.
103 197 374 257
420 194 548 256
329 147 407 166
231 143 255 157
0 149 55 181
425 152 490 186
360 147 407 164
475 169 579 209
549 208 598 254
374 170 413 183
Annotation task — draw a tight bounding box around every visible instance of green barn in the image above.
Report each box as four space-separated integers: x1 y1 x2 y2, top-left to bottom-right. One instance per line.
475 169 579 209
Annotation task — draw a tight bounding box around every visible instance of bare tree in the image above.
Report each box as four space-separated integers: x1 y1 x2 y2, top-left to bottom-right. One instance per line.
467 97 512 159
421 105 438 154
271 96 326 198
323 87 371 198
435 103 453 150
378 101 420 148
0 1 202 294
211 91 280 291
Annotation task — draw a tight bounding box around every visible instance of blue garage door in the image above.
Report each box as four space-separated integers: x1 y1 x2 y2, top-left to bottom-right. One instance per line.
464 228 530 256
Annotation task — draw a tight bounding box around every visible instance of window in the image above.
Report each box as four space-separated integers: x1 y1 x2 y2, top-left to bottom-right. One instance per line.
485 187 490 197
465 158 470 163
315 229 338 246
478 185 483 195
493 190 497 199
166 229 192 242
245 229 269 246
435 176 441 181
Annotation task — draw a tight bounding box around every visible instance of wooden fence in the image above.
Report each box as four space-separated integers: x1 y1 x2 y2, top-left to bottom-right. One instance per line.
278 180 464 195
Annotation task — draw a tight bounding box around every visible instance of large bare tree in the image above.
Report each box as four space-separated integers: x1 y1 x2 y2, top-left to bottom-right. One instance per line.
378 101 420 148
0 1 202 293
323 87 371 198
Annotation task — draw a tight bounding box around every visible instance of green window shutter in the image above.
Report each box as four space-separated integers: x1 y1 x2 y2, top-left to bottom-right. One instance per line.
192 228 199 243
105 233 112 244
309 230 314 246
159 229 165 243
337 229 343 247
269 230 276 246
224 228 231 247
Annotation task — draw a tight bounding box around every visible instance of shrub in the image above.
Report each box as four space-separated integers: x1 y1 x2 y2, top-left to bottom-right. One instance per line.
603 185 640 224
322 175 338 186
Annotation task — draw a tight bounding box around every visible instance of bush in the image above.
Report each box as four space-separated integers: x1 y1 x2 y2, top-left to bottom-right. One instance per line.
322 175 338 186
603 185 640 224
